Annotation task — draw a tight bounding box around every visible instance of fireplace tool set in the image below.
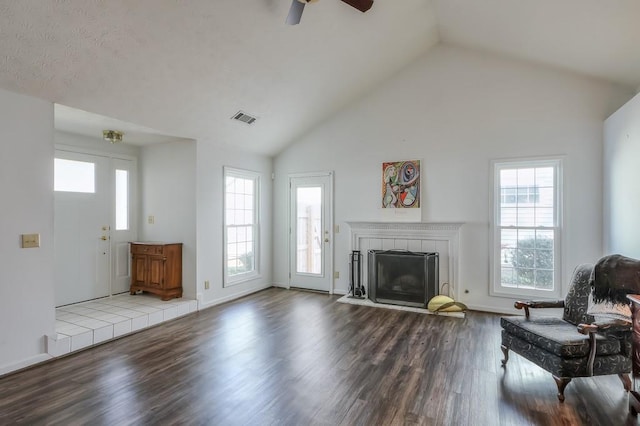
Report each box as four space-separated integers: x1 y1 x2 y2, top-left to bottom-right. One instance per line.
349 250 366 299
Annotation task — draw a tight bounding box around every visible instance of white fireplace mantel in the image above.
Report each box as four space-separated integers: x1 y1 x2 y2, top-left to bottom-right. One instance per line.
346 222 464 301
346 221 464 233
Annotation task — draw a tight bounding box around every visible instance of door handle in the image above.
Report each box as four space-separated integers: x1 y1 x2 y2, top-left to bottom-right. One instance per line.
101 236 108 241
324 238 329 243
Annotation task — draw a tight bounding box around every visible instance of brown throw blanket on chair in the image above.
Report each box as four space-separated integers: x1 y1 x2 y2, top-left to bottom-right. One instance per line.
590 254 640 305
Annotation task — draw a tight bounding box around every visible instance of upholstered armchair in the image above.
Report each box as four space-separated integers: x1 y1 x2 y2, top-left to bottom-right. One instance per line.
500 262 633 402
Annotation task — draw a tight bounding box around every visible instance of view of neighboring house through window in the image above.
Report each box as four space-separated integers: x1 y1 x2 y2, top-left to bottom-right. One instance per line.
224 167 259 285
491 158 562 298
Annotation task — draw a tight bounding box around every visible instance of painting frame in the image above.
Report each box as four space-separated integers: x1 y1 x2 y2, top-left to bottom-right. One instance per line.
381 160 421 209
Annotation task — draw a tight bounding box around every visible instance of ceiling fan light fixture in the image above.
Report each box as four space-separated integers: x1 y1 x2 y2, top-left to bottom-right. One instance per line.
341 0 373 13
286 0 373 25
103 130 124 144
287 0 319 25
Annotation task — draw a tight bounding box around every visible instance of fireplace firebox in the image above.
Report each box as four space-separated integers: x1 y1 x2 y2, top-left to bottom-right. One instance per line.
368 250 439 308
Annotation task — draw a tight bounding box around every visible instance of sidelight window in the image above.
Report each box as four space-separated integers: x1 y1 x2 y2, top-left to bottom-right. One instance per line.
115 169 129 230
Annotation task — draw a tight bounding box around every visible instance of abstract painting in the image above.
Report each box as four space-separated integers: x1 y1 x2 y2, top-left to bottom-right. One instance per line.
382 160 420 208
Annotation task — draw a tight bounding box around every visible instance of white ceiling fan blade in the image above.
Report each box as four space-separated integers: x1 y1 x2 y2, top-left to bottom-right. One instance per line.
286 0 305 25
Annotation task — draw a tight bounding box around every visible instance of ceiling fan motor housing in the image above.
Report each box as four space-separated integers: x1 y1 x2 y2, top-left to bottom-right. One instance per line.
288 0 372 26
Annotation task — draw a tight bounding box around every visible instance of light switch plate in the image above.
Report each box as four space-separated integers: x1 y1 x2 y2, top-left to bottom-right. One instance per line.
21 233 40 248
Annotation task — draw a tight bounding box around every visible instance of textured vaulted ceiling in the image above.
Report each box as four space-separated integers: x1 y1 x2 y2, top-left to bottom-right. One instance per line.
433 0 640 89
0 0 639 155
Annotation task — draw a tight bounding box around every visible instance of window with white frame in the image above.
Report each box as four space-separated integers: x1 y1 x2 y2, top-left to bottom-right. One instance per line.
54 158 95 193
224 167 259 285
491 158 562 298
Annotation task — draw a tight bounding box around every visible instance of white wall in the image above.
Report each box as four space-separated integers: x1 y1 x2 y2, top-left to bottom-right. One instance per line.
0 89 56 374
273 45 632 313
604 92 640 257
196 141 273 308
139 141 197 299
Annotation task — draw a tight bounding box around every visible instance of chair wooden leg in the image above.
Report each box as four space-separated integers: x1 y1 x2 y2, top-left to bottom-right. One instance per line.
630 391 640 416
619 373 632 392
501 344 509 366
552 375 571 402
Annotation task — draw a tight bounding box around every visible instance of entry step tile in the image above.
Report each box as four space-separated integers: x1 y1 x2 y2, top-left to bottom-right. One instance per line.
82 302 107 310
111 308 147 319
131 315 149 331
92 313 130 324
46 334 71 357
70 330 93 352
163 306 178 321
93 325 114 344
128 305 161 314
113 319 132 337
54 294 198 358
55 311 77 321
56 323 92 336
73 318 111 329
58 306 95 315
176 303 190 317
148 310 164 326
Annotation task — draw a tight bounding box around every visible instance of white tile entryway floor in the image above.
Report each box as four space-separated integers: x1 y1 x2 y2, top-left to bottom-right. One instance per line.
47 293 198 357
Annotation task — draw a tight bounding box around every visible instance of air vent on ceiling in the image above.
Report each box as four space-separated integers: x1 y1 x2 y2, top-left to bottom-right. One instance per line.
231 111 257 125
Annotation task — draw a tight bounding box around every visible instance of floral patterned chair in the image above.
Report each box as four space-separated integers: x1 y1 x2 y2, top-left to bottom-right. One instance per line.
500 263 632 402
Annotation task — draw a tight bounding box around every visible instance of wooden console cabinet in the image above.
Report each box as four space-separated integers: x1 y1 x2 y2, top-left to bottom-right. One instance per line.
628 295 640 415
130 242 183 301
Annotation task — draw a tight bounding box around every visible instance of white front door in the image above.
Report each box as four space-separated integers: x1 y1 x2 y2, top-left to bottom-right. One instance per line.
54 151 111 306
54 150 136 306
289 173 333 292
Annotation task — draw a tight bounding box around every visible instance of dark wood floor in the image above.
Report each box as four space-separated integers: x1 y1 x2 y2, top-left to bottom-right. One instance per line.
0 288 637 425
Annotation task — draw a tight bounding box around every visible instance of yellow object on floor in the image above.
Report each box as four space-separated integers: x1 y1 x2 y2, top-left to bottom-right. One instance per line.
427 295 467 313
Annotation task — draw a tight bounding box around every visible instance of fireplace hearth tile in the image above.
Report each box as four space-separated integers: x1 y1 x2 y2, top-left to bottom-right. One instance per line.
336 295 465 318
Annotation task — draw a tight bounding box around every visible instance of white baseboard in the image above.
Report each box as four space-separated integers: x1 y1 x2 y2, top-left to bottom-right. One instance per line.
0 353 52 377
197 284 272 311
465 303 521 315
